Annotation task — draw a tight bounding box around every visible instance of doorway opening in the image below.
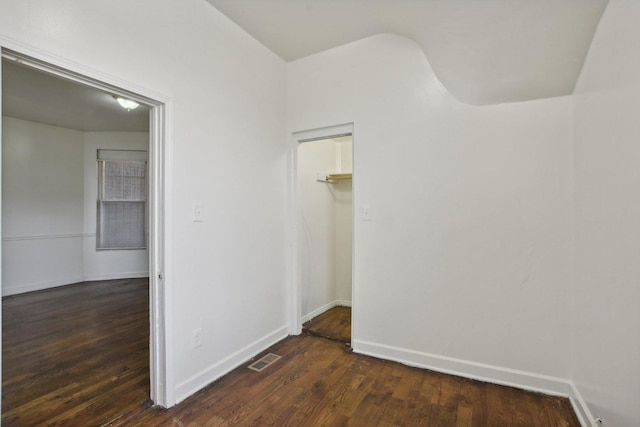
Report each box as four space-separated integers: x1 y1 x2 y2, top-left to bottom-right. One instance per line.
0 47 171 422
290 124 354 345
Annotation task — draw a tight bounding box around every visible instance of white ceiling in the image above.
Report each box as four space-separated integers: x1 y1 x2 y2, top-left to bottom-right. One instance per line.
207 0 608 105
2 60 149 132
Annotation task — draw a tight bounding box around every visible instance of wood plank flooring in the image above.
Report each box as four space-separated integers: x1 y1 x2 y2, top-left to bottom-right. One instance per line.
303 306 351 343
128 334 580 426
2 278 151 426
3 283 580 426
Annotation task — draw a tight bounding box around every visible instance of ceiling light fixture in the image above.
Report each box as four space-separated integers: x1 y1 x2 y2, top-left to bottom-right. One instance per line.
114 96 140 111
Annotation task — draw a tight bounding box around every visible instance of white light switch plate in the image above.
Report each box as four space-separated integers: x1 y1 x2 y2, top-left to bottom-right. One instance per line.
193 204 204 222
362 204 372 221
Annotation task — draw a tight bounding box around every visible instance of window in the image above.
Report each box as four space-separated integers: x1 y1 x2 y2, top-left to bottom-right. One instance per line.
97 153 147 250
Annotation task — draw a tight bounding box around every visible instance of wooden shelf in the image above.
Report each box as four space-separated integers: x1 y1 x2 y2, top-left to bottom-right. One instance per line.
325 173 352 181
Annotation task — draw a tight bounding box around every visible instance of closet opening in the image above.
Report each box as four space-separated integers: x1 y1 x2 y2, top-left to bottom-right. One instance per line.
292 125 354 345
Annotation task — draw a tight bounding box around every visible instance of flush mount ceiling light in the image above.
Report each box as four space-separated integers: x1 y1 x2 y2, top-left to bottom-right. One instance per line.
113 96 140 111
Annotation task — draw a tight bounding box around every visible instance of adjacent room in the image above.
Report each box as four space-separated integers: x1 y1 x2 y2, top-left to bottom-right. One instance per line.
0 0 638 426
1 59 152 424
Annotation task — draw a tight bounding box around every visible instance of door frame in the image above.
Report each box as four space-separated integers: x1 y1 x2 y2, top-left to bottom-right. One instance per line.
0 40 175 407
288 123 355 340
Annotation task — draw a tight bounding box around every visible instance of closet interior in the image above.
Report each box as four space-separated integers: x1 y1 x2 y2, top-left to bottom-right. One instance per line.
298 135 353 343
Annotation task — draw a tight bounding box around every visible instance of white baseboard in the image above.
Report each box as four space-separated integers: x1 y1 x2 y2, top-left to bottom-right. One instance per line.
569 381 595 427
302 299 352 323
2 275 84 296
83 271 149 282
174 326 289 404
353 339 573 398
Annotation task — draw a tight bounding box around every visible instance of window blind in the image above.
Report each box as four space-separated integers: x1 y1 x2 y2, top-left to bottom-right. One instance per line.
97 159 147 250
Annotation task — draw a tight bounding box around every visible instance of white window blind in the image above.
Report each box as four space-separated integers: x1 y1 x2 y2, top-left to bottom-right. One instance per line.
97 158 147 250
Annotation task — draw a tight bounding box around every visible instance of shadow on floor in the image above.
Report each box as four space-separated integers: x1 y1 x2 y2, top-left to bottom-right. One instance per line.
302 306 351 344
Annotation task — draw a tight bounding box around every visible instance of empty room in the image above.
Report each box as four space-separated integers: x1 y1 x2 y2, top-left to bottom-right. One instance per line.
0 0 638 426
2 59 153 424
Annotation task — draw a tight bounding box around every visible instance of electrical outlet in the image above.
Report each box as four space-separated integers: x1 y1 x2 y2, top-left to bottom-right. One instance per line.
192 328 202 349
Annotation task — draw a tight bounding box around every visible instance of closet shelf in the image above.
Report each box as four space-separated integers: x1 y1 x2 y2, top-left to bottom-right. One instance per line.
325 173 352 181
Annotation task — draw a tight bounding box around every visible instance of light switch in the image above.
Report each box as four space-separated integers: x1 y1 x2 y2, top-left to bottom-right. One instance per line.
193 204 204 222
362 204 372 221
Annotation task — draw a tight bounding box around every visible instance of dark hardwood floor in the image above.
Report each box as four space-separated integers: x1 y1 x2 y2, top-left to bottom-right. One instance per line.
128 335 579 427
3 284 580 426
303 306 352 343
2 278 151 426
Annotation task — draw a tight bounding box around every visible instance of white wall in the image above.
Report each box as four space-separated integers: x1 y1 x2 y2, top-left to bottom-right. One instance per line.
299 139 352 320
1 0 287 404
299 140 337 318
2 117 150 295
334 140 352 303
83 132 149 281
288 34 573 392
2 117 84 295
572 1 640 425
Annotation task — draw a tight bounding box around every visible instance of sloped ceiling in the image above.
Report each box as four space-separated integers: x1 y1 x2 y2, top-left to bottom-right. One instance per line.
207 0 608 105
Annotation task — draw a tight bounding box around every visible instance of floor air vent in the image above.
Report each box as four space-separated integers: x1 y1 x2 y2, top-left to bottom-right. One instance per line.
248 353 281 372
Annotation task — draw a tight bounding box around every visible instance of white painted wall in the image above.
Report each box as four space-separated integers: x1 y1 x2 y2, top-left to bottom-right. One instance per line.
2 117 150 295
335 140 352 303
299 140 337 318
298 139 352 320
83 132 149 281
572 1 640 425
2 117 84 295
1 0 287 404
288 34 573 391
